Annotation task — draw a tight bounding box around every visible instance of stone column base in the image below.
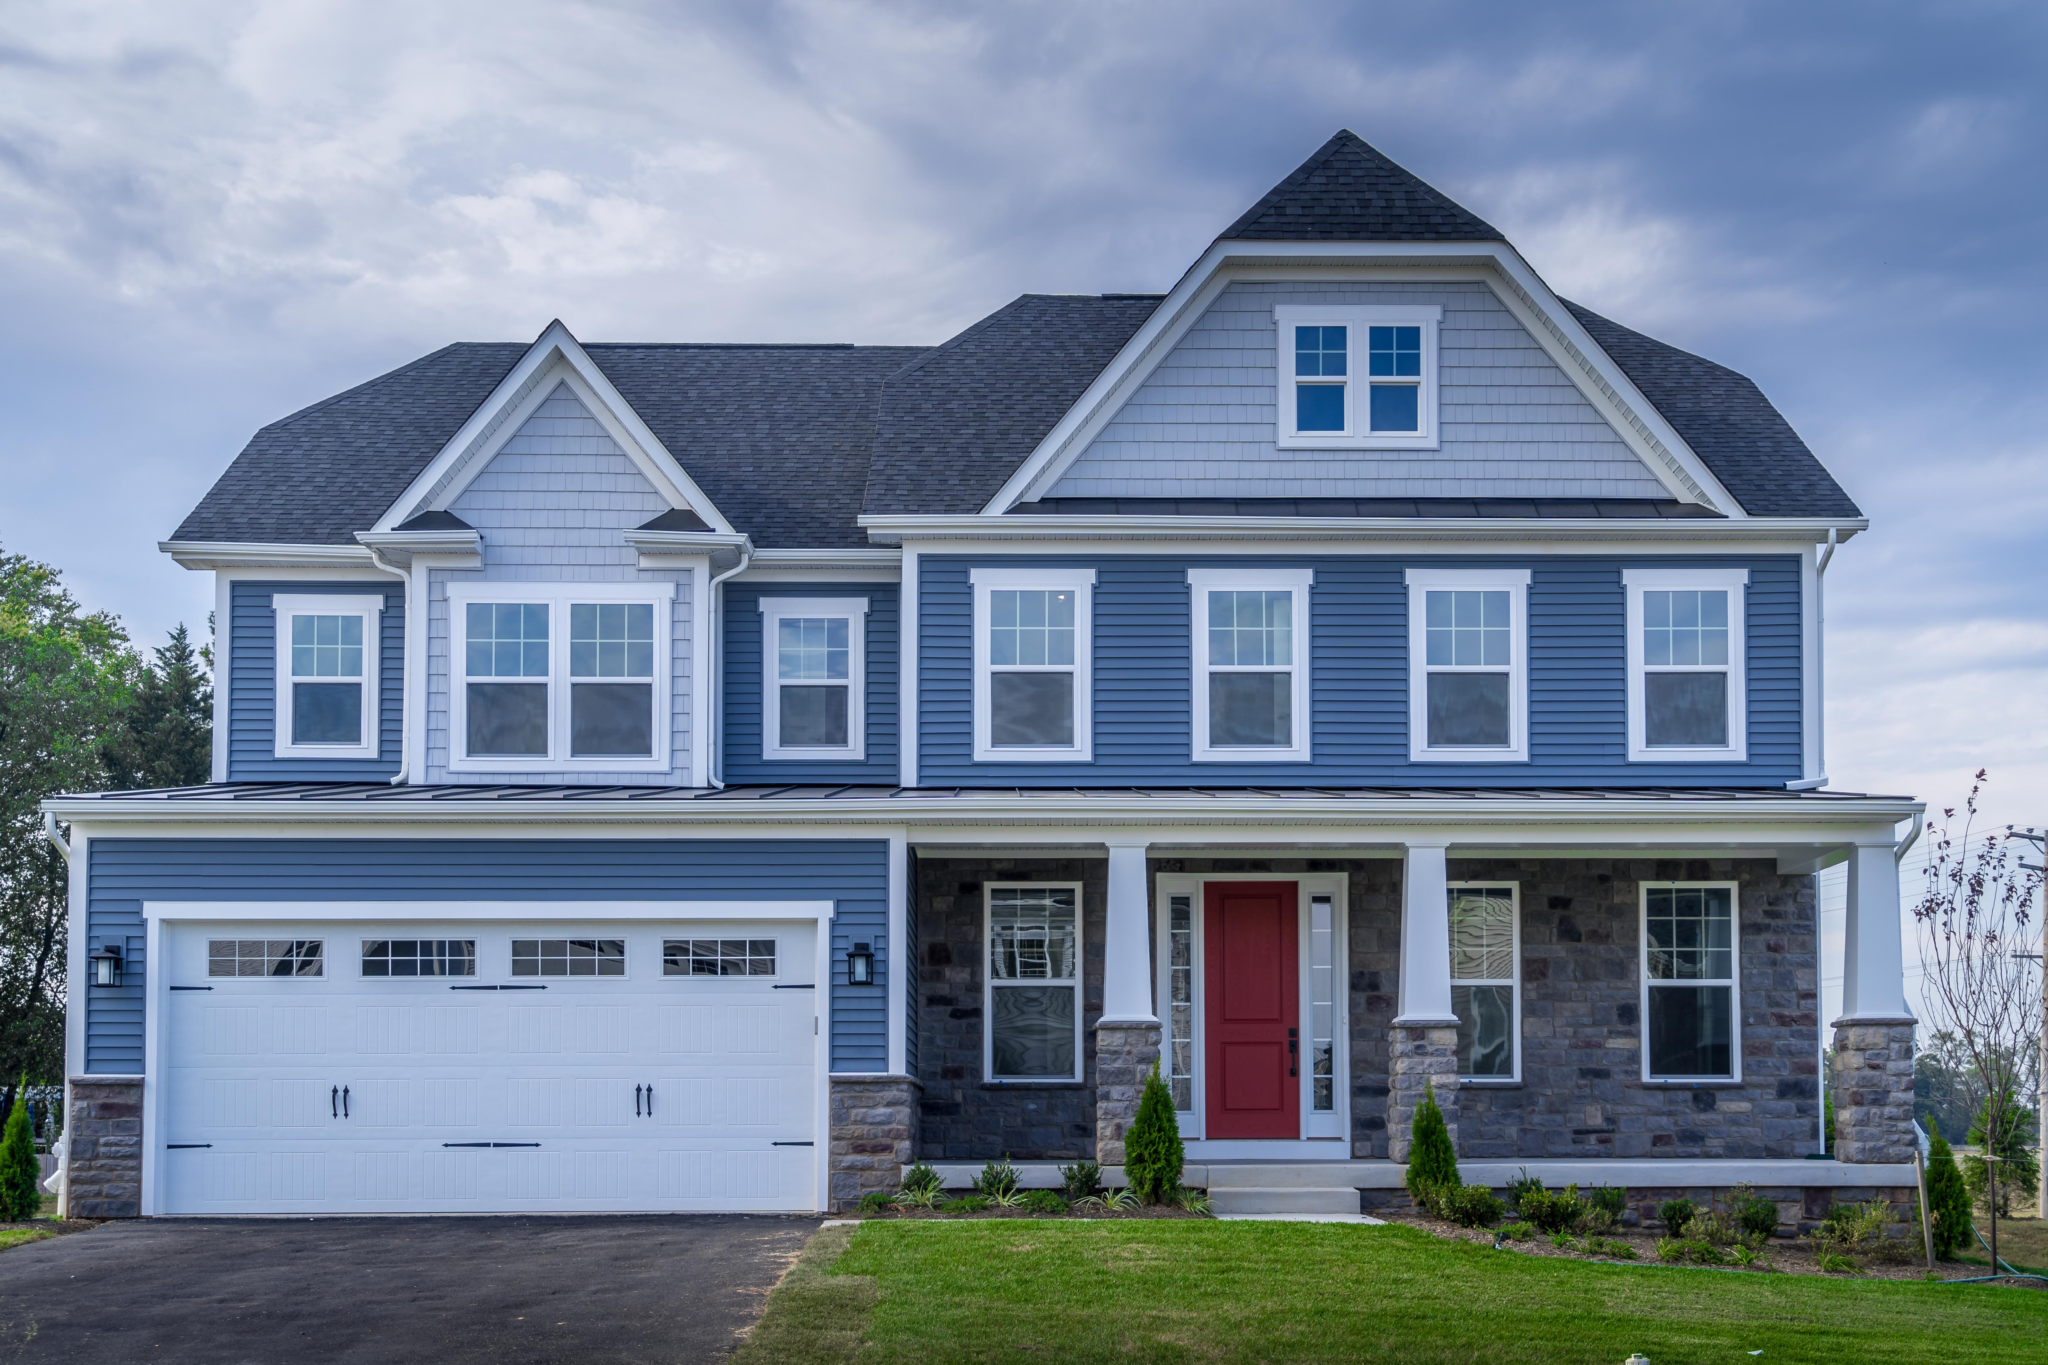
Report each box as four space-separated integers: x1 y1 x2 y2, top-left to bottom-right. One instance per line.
66 1076 144 1218
828 1075 921 1211
1831 1017 1917 1164
1093 1021 1162 1167
1387 1026 1459 1165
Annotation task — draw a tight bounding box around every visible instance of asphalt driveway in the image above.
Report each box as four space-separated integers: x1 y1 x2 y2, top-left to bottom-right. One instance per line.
0 1215 822 1364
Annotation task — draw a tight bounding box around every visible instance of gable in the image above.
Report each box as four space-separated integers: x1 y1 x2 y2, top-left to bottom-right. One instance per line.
1045 281 1674 502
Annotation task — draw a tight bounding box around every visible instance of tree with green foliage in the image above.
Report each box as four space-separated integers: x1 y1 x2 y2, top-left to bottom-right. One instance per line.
103 622 212 791
1405 1089 1459 1199
1923 1130 1974 1258
1123 1061 1183 1203
0 550 137 1097
0 1079 39 1220
1962 1087 2040 1218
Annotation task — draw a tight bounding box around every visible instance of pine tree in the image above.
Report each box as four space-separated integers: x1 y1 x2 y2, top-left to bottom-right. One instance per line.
0 1083 39 1222
1122 1060 1184 1204
104 623 212 790
1923 1130 1974 1258
1405 1089 1460 1199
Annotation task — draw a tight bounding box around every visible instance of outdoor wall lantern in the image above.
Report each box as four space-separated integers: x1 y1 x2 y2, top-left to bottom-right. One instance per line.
89 941 123 988
847 942 874 986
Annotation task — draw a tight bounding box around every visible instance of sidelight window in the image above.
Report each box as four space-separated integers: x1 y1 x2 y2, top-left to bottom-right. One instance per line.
760 597 867 760
1447 885 1518 1080
1188 568 1313 761
1642 884 1738 1080
1407 568 1528 762
1624 569 1747 762
971 568 1094 761
985 885 1083 1082
1165 893 1195 1111
272 595 384 759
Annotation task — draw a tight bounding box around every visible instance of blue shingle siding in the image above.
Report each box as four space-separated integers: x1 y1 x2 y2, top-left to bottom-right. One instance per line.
916 554 1802 787
721 583 900 783
83 837 892 1073
227 581 404 782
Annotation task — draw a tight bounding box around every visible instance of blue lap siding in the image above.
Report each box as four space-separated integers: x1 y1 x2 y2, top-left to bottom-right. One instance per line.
721 583 901 783
228 581 405 782
82 837 890 1074
917 554 1802 787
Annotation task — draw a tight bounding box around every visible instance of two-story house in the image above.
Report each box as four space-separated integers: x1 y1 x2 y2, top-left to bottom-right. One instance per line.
50 132 1922 1222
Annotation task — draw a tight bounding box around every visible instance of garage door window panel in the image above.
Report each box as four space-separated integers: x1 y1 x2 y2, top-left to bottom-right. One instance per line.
665 939 777 977
362 939 477 977
986 885 1082 1082
210 939 324 978
512 939 627 977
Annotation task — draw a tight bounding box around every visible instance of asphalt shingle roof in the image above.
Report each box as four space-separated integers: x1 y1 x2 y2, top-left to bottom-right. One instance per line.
1563 302 1860 518
1219 130 1501 242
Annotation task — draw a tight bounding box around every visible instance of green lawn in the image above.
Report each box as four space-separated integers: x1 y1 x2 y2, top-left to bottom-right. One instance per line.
738 1220 2048 1365
0 1230 50 1252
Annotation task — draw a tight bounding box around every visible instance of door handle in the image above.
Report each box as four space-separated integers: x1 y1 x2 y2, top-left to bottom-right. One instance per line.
635 1084 643 1117
645 1084 653 1117
342 1085 350 1119
331 1085 338 1118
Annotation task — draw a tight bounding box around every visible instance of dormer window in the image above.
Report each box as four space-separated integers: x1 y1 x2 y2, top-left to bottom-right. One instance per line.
1274 304 1441 449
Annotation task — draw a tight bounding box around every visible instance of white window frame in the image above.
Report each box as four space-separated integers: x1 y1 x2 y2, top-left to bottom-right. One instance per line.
984 882 1085 1084
759 596 868 762
1273 303 1442 450
1638 881 1742 1084
1623 568 1748 762
970 566 1094 763
447 581 676 773
1448 882 1521 1084
1406 568 1530 763
272 594 385 760
1187 567 1313 762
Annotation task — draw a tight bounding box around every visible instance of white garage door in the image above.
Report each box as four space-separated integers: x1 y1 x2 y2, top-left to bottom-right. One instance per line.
159 919 819 1214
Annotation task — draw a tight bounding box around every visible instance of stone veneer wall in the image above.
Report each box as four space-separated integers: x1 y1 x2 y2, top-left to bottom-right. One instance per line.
1831 1020 1918 1164
1450 857 1821 1160
915 857 1108 1161
65 1077 143 1218
828 1076 921 1210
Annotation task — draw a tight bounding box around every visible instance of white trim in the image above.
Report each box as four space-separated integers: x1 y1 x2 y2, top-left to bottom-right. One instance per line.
1405 568 1530 763
1639 881 1742 1084
270 594 386 761
759 596 870 762
142 911 163 1217
1273 304 1441 449
886 834 907 1076
62 832 87 1082
983 882 1086 1084
210 575 231 783
688 561 712 787
861 520 1862 550
1447 881 1521 1084
979 246 1746 516
969 566 1095 763
445 581 678 774
140 899 833 922
1187 567 1313 762
900 549 920 786
161 542 386 572
1622 567 1749 763
1799 544 1821 784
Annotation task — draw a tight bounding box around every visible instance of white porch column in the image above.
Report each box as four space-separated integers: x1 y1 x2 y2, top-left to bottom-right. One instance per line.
1840 842 1910 1021
1100 839 1157 1024
1833 840 1916 1164
1393 842 1456 1026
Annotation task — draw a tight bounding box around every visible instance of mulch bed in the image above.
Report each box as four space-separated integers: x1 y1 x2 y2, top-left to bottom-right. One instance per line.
1382 1209 2039 1285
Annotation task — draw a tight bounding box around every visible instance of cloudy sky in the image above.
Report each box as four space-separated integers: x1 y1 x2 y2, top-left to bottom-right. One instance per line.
1 0 2044 830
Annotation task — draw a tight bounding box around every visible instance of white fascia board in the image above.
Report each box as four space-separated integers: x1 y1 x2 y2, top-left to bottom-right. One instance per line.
369 321 738 536
857 517 1864 550
980 241 1745 517
140 898 833 922
160 542 391 572
354 528 482 568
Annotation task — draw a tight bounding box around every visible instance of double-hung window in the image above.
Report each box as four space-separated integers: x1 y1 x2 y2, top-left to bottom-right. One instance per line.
1274 304 1441 448
1623 569 1747 761
1448 884 1519 1081
1641 884 1739 1082
1188 568 1312 761
760 597 867 760
971 567 1093 761
449 582 674 771
272 595 384 759
1406 569 1529 762
986 885 1083 1082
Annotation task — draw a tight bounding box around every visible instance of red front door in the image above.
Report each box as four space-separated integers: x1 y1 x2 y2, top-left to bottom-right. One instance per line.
1203 882 1299 1139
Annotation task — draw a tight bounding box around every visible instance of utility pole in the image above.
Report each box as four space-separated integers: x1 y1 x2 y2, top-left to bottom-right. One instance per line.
2010 826 2046 1220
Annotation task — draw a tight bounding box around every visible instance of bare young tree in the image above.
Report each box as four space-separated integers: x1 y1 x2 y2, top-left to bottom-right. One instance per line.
1912 772 2044 1272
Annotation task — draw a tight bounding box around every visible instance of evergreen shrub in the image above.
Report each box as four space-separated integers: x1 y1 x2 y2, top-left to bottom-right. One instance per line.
1923 1132 1973 1258
0 1087 38 1222
1404 1091 1459 1201
1124 1062 1184 1204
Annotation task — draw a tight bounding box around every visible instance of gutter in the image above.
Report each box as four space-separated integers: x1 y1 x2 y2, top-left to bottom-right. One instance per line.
857 514 1869 545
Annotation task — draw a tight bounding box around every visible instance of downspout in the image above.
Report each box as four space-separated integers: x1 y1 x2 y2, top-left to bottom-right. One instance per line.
42 812 67 859
365 546 413 785
1788 528 1838 791
703 547 753 789
42 812 70 1216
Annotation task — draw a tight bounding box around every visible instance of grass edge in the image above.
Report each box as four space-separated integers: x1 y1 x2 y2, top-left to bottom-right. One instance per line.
730 1222 879 1365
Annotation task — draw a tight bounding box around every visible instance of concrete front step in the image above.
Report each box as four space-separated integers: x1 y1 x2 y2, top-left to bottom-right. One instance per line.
1208 1186 1362 1216
1196 1163 1370 1190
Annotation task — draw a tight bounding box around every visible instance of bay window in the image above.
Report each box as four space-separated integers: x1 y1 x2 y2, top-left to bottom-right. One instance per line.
1624 569 1747 762
1406 568 1528 762
1188 568 1312 761
272 594 384 760
985 885 1083 1082
760 596 867 760
1641 884 1739 1082
1274 303 1441 448
971 567 1093 761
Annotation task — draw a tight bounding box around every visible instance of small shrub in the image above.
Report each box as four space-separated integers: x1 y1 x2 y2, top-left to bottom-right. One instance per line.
1726 1183 1779 1240
1923 1131 1974 1258
1729 1243 1774 1270
857 1191 894 1215
1078 1185 1138 1212
0 1087 37 1223
941 1195 991 1215
1497 1221 1536 1241
1021 1189 1069 1215
895 1182 941 1210
1173 1187 1211 1214
1059 1160 1102 1201
1657 1197 1697 1232
1817 1251 1858 1273
900 1162 943 1196
1405 1091 1460 1199
973 1157 1021 1201
1679 1209 1734 1247
1585 1184 1626 1221
1506 1168 1545 1212
1578 1207 1618 1236
1518 1184 1587 1234
1584 1237 1636 1259
1685 1239 1725 1265
1124 1062 1185 1204
1654 1237 1683 1263
1549 1232 1580 1250
1426 1183 1505 1228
